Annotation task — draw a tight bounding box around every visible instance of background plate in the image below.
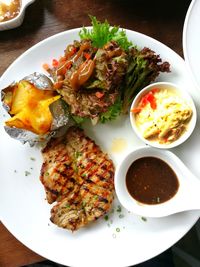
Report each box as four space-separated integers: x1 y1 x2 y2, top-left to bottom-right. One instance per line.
0 28 200 267
183 0 200 91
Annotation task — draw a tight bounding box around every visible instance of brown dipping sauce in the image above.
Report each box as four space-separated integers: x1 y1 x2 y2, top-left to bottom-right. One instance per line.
0 0 21 22
126 157 179 205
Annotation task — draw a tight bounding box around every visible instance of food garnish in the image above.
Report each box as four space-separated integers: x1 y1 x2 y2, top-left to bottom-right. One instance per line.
132 88 193 144
79 15 132 50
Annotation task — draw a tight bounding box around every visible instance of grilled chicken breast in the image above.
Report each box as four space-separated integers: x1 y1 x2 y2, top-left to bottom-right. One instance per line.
40 126 115 231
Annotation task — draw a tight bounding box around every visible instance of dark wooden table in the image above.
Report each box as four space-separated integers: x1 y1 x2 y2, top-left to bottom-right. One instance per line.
0 0 192 266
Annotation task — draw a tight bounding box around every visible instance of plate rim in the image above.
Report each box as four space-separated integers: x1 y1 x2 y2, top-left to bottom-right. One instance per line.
183 0 200 91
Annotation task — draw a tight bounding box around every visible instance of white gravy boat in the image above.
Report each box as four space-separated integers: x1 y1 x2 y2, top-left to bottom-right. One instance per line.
114 146 200 217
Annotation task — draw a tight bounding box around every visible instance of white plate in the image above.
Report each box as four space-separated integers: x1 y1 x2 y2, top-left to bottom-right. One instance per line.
183 0 200 91
0 28 200 267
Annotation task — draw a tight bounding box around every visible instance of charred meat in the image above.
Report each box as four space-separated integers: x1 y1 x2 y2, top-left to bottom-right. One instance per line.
40 126 115 231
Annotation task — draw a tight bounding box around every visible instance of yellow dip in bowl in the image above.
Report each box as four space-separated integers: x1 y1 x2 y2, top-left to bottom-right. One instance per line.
130 82 196 148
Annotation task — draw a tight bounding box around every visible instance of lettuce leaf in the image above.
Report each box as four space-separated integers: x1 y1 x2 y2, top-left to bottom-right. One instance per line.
79 15 132 51
121 47 170 113
79 16 170 121
99 98 122 123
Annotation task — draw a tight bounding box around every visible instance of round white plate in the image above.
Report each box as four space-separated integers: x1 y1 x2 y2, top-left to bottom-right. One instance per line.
0 28 200 267
183 0 200 91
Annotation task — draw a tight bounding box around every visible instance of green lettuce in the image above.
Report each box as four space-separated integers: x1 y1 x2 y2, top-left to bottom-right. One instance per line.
78 16 170 122
79 15 132 51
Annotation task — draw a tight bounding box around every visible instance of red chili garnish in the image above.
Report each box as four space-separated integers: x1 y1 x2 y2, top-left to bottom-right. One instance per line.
150 98 157 109
95 91 105 98
141 90 157 109
141 95 148 107
66 61 72 70
146 92 154 102
59 56 67 64
84 52 91 60
151 88 159 94
163 137 169 143
146 92 157 109
133 89 158 113
69 47 77 57
131 107 142 113
52 59 59 68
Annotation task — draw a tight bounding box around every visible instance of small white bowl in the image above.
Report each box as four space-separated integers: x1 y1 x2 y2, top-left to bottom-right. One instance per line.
114 146 200 218
130 82 197 149
0 0 35 31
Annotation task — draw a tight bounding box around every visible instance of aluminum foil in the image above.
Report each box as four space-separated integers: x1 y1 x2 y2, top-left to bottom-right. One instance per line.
1 83 15 112
1 73 74 145
4 126 53 146
22 72 54 91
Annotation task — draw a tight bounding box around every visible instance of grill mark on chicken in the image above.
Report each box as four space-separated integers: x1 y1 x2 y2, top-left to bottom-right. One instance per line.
40 126 114 231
